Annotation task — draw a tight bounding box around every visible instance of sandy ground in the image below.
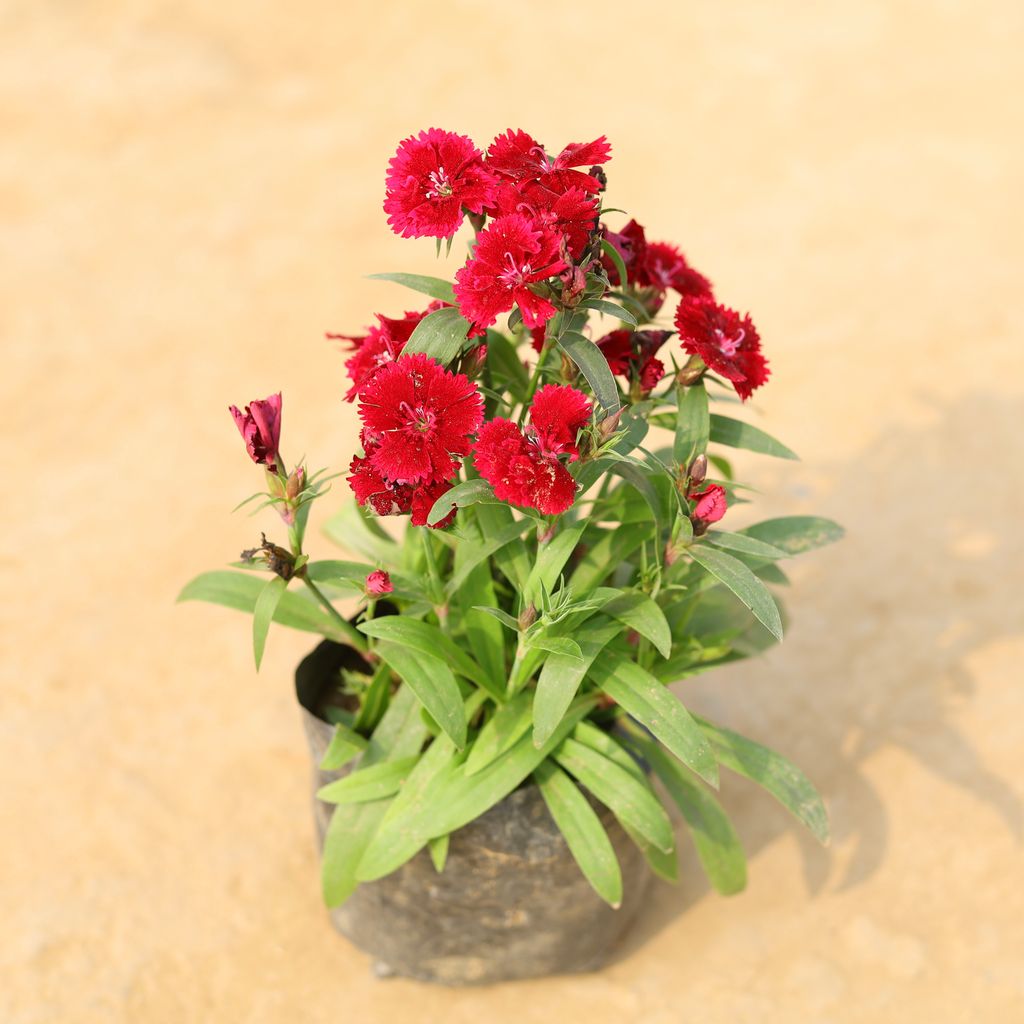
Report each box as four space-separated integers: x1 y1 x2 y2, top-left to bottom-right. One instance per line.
3 1 1023 1021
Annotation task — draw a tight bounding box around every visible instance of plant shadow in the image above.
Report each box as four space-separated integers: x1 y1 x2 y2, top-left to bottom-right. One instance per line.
610 391 1024 960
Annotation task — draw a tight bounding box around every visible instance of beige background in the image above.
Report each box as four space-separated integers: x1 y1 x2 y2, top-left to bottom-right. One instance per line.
4 1 1023 1021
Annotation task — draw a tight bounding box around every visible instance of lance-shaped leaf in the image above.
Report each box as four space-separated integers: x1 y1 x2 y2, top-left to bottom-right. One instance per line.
427 478 496 526
603 591 672 659
534 760 623 907
709 414 798 460
465 691 533 776
317 756 419 804
319 723 368 771
556 331 621 414
373 641 467 749
367 271 456 305
673 380 710 465
587 653 718 786
687 544 783 641
739 516 845 556
252 575 288 670
581 298 638 326
554 738 675 854
403 305 472 365
634 736 747 894
697 717 829 844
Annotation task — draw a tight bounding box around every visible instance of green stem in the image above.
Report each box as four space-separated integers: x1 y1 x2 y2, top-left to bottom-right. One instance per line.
419 528 446 611
302 577 368 652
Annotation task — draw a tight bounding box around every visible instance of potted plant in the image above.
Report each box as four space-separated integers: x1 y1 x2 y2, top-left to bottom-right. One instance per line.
180 127 842 985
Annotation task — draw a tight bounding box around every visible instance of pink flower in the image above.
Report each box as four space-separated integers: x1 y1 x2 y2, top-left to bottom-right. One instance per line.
229 393 282 472
329 305 442 402
474 419 578 516
453 214 567 337
674 295 769 401
690 484 728 526
487 130 611 194
473 385 591 515
365 570 393 596
357 353 484 484
384 128 496 239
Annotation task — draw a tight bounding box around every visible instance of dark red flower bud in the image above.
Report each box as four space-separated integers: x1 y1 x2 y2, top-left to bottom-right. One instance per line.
688 453 707 487
230 393 282 472
689 484 727 536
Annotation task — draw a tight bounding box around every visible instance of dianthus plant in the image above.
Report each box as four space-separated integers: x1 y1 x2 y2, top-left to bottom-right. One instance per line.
181 127 843 909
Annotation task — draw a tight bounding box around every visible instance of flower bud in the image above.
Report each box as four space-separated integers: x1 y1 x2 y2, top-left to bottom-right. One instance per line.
285 465 305 501
518 604 537 630
365 569 393 597
229 393 282 472
675 355 706 388
560 265 587 307
459 343 488 381
688 453 707 487
596 408 622 442
588 166 608 192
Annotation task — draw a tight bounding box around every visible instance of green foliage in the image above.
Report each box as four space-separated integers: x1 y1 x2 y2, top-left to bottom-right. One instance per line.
189 230 844 911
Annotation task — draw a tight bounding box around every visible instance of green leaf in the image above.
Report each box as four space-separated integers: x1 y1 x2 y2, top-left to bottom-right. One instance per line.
603 591 672 659
740 516 845 556
609 462 667 538
587 653 718 786
526 635 583 660
674 381 709 466
358 616 490 691
178 570 349 642
427 478 495 526
319 723 369 770
687 544 784 641
706 531 789 561
524 523 586 605
322 501 399 563
637 737 747 894
373 641 467 749
600 238 629 290
697 717 830 843
709 414 798 460
581 299 638 326
533 619 621 748
446 515 534 595
428 834 450 873
320 687 427 907
473 504 531 591
556 331 621 414
471 605 520 631
316 756 419 804
454 561 507 697
534 760 623 907
403 306 472 365
554 738 675 854
465 691 533 776
252 575 288 670
356 696 596 881
367 272 456 305
485 329 529 401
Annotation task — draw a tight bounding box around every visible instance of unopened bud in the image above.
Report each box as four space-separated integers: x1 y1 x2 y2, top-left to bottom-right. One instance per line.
267 471 285 498
597 408 623 442
675 355 706 387
285 465 306 500
588 166 608 192
460 343 488 380
518 604 537 631
560 265 587 306
687 453 707 487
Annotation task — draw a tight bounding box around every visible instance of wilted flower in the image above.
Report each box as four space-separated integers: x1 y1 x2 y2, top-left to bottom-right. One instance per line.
229 393 282 472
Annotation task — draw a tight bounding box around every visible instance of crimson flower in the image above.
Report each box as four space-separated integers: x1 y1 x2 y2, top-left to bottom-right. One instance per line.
529 384 592 461
384 128 496 239
596 329 672 395
642 242 712 300
487 130 611 194
347 451 414 517
365 570 393 596
330 304 442 401
674 296 769 401
357 353 484 484
474 420 578 516
690 484 728 527
229 393 282 472
410 478 459 529
474 384 591 515
489 181 599 260
453 214 567 337
601 219 648 286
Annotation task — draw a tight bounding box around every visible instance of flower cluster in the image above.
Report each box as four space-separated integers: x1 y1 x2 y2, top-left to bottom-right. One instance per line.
348 352 483 528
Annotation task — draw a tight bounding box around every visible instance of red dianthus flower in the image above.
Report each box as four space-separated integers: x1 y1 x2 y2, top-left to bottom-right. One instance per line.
384 128 496 239
487 130 611 194
674 296 769 401
357 353 484 484
453 214 567 338
596 329 672 395
689 484 728 526
330 304 442 401
229 393 282 472
473 385 591 515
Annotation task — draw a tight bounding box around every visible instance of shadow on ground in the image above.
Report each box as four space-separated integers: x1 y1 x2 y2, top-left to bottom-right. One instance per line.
612 391 1024 960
